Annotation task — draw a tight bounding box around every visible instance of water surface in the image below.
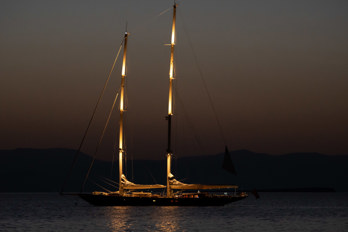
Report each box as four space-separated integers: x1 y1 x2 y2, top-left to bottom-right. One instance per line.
1 192 347 231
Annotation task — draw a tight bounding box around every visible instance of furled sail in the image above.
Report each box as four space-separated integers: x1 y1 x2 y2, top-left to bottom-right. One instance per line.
168 173 237 190
168 173 185 185
170 184 238 190
121 175 165 190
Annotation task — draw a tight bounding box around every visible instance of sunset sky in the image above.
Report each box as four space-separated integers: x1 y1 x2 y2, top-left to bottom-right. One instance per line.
1 0 347 159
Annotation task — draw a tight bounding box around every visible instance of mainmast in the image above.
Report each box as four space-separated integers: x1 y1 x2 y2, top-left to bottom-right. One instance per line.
119 31 128 195
166 2 177 197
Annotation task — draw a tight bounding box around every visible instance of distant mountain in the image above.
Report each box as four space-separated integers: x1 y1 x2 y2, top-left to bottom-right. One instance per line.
0 148 347 192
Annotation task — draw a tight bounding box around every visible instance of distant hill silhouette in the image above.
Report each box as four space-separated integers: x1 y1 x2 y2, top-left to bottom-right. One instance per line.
0 148 347 192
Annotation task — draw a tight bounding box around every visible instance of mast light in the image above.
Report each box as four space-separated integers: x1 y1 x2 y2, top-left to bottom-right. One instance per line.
122 65 126 77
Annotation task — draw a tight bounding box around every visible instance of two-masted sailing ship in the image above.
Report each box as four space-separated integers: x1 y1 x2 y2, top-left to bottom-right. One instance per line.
78 3 247 206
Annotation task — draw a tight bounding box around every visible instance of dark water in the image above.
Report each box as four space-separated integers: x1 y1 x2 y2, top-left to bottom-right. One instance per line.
1 193 347 231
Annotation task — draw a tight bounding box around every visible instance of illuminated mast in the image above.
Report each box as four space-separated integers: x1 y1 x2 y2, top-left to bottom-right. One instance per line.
166 2 176 197
119 31 128 195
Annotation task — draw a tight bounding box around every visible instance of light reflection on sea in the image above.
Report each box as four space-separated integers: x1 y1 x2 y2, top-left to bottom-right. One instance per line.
0 193 347 231
105 206 182 231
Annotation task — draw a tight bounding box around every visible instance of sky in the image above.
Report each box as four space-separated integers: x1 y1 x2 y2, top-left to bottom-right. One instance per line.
1 0 348 160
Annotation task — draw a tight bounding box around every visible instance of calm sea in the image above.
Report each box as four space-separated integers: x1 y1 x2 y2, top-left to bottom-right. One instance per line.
0 192 347 231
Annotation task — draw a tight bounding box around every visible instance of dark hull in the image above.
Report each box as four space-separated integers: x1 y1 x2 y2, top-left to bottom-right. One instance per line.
79 193 246 206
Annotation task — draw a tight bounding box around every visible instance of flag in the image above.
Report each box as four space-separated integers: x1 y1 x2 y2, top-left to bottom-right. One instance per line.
222 146 237 175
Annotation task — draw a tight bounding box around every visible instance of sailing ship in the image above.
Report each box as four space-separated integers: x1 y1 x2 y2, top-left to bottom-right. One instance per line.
78 3 247 206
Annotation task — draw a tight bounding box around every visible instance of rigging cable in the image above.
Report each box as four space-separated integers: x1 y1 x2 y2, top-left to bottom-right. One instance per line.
90 179 112 193
81 91 119 192
99 175 119 186
98 176 119 190
174 88 203 154
111 146 116 178
130 5 173 36
60 40 124 194
178 11 228 146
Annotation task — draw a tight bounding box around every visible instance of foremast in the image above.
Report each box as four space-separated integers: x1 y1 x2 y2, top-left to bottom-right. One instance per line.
117 30 166 195
119 31 128 195
166 2 177 197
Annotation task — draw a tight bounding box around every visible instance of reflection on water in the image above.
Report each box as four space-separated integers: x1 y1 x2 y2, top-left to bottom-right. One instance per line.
106 207 129 231
154 207 180 232
100 193 348 232
105 207 181 232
